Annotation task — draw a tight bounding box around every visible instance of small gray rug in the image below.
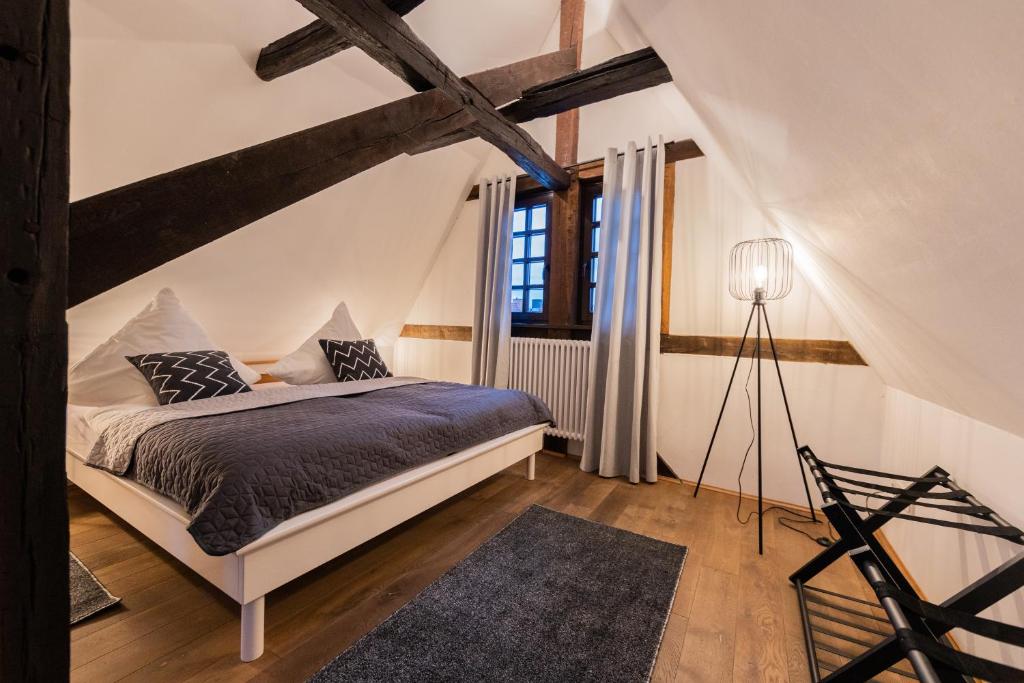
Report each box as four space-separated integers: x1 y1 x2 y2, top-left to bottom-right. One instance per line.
310 505 687 683
70 552 120 624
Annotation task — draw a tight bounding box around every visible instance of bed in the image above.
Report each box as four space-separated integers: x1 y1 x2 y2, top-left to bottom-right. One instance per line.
66 377 550 661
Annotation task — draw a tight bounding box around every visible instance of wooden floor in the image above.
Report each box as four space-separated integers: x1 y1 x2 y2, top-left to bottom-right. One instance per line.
69 453 910 682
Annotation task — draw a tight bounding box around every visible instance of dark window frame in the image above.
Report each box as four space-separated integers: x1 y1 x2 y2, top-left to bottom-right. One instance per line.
510 190 554 324
578 180 603 324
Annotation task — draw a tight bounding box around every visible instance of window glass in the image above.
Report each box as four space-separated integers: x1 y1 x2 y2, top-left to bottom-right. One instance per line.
511 288 524 313
511 199 549 317
513 209 527 233
527 288 544 313
530 205 547 230
581 188 603 316
528 261 544 285
512 236 525 260
511 262 524 287
529 234 545 258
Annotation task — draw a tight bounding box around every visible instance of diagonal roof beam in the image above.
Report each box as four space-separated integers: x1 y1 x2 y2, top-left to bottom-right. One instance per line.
411 47 672 155
297 0 571 190
256 0 428 83
68 49 576 307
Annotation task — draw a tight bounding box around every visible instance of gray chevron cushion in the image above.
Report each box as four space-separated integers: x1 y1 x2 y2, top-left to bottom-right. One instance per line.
126 350 252 405
319 339 392 382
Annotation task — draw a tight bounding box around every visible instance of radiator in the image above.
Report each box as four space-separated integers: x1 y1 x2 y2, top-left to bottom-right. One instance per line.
509 338 591 441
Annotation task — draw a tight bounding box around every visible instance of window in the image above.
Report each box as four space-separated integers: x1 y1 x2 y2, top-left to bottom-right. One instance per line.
511 194 551 321
580 182 603 321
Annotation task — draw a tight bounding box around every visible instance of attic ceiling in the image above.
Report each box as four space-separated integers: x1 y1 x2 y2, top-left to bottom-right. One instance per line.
615 0 1024 438
69 0 1020 442
67 0 690 365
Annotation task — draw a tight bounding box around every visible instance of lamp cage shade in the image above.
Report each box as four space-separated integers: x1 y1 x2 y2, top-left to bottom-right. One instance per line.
728 238 793 301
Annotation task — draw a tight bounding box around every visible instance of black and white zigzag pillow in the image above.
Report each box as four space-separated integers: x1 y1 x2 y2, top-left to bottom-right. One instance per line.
318 339 392 383
125 350 253 405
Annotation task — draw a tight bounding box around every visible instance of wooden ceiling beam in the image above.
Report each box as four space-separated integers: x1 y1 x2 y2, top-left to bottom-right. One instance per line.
464 139 702 201
256 0 427 83
297 0 570 190
412 47 672 155
68 49 576 307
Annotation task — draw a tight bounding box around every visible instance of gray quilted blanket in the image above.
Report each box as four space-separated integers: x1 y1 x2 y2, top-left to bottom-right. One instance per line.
88 381 551 555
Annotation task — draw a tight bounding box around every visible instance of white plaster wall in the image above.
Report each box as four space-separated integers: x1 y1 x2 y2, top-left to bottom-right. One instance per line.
879 388 1024 668
398 156 888 508
663 158 886 506
619 0 1024 439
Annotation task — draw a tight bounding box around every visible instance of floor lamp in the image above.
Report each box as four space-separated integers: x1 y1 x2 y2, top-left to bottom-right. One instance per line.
692 238 817 555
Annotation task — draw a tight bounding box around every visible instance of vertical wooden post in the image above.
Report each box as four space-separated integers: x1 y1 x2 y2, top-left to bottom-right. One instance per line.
660 161 676 334
554 0 585 167
546 0 585 330
0 2 71 681
548 175 582 329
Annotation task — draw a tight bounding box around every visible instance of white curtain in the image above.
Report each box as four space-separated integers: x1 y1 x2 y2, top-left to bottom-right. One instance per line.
582 138 665 483
471 175 517 388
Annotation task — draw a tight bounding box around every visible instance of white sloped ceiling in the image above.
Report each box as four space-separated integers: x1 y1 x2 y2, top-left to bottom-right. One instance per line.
615 0 1024 438
67 0 558 362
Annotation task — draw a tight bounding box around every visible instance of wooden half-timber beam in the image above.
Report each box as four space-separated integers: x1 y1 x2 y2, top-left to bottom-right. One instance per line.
68 49 577 307
411 48 672 155
465 138 702 201
660 335 867 366
256 0 427 83
1 1 71 680
297 0 571 191
555 0 585 166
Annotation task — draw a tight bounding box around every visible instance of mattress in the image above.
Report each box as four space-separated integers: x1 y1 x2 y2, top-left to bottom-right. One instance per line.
66 381 286 460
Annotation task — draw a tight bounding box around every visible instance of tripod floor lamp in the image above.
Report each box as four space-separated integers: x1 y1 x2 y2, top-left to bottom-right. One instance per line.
692 238 818 555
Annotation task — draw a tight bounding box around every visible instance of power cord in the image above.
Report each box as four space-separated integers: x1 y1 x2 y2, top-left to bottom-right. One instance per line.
733 355 834 547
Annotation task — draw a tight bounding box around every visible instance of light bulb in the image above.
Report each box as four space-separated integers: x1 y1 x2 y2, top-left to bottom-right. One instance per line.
753 264 768 289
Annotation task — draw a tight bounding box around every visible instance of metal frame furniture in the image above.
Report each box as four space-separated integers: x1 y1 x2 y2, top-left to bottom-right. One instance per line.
790 446 1024 682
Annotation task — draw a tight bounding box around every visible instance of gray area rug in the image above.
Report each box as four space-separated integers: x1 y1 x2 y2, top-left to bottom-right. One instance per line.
70 552 120 624
310 505 687 683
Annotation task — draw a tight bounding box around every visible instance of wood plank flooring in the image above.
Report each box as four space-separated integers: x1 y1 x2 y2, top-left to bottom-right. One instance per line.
68 453 909 682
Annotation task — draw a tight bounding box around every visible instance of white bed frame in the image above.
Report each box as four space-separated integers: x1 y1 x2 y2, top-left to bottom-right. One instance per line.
66 423 544 661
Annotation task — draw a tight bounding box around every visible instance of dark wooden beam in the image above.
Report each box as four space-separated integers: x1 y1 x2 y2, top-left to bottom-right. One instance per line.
465 138 701 201
554 0 585 166
256 0 427 83
397 326 869 366
298 0 570 190
0 1 71 680
660 334 867 366
414 47 672 155
68 49 575 307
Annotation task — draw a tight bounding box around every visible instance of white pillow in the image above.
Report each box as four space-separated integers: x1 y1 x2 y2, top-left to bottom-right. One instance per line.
267 302 362 385
69 288 262 406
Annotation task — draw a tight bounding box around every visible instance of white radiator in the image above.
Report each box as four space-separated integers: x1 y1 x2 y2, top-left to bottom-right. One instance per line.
509 338 591 441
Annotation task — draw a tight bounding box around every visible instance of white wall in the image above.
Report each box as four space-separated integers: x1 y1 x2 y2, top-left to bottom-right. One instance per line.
879 388 1024 669
399 156 888 508
662 158 885 506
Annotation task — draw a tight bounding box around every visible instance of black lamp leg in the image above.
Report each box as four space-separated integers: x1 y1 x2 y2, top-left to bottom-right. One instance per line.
693 304 757 498
756 303 764 555
762 309 818 521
